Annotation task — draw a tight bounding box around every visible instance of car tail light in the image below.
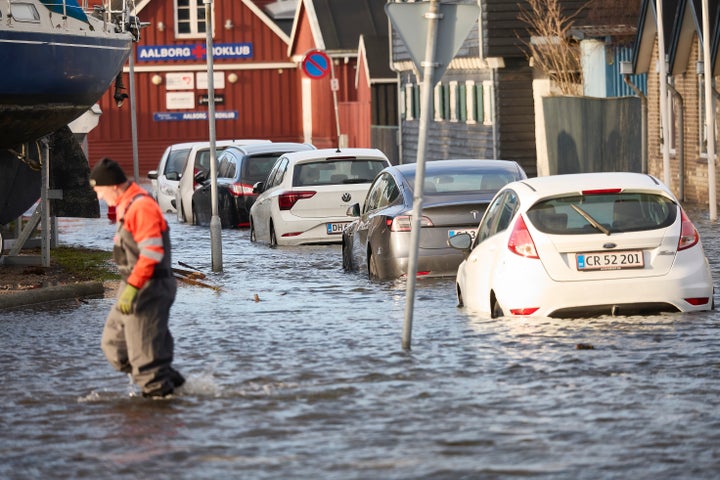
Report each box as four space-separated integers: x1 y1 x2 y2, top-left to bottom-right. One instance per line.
684 297 710 306
507 216 539 259
278 190 316 210
677 209 699 251
229 183 254 197
387 215 434 232
509 307 540 315
582 188 622 195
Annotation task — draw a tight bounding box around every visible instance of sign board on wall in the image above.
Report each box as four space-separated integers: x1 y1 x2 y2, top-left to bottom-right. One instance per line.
196 72 225 90
165 73 194 90
137 43 253 62
166 91 195 109
153 111 239 121
199 94 224 105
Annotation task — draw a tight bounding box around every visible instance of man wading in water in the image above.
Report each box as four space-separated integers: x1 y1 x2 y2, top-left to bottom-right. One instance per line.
90 157 184 398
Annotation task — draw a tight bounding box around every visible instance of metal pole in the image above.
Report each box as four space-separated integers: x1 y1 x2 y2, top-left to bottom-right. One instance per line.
402 0 440 351
656 0 670 187
205 0 223 271
40 139 50 267
702 0 718 221
330 61 342 148
129 44 139 182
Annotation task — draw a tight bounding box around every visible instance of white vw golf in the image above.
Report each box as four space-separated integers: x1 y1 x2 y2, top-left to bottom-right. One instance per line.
249 148 391 246
449 172 714 318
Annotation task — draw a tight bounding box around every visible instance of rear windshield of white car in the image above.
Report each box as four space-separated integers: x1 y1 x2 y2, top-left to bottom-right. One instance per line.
293 159 388 186
526 192 678 234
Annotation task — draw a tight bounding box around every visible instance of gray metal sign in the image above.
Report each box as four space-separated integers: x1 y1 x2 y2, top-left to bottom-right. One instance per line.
385 2 480 86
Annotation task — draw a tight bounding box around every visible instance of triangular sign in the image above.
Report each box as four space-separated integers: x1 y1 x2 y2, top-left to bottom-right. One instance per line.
385 2 480 86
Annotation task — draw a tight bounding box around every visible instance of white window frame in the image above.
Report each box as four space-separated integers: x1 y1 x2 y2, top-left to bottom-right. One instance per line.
482 80 494 126
434 83 443 121
465 80 477 124
175 0 212 39
449 81 458 122
405 83 415 121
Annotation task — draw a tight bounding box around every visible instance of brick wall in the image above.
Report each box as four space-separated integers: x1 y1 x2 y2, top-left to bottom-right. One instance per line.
647 37 719 207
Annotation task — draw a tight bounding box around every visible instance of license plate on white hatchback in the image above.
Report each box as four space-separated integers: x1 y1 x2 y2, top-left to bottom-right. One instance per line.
326 222 349 235
576 250 644 271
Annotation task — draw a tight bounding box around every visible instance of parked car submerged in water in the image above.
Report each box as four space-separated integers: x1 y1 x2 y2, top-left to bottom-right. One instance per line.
249 148 391 246
175 139 272 223
342 159 527 280
191 142 315 228
449 172 714 318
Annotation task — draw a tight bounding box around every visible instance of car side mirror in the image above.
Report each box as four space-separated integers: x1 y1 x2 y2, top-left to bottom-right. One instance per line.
448 232 473 251
252 181 264 194
346 203 360 217
147 170 158 180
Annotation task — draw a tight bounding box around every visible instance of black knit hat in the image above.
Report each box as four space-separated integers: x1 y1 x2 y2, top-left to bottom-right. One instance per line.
89 157 127 186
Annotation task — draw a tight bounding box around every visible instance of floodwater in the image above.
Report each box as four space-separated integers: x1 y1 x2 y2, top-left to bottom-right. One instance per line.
1 203 719 479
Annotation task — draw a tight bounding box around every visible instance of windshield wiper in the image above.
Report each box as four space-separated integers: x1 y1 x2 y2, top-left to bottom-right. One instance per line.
570 204 610 235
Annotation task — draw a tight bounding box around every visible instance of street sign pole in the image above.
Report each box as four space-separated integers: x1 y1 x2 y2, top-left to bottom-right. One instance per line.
301 49 341 147
387 0 479 350
402 0 440 351
205 0 223 271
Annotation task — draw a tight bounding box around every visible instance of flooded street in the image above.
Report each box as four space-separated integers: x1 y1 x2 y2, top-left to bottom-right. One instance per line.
1 202 719 479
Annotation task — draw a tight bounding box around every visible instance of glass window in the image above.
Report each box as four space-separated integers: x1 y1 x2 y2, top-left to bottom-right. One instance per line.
293 159 387 187
526 193 677 235
217 152 236 179
165 148 191 176
363 174 389 213
175 0 208 38
475 191 507 245
11 3 39 22
242 155 281 184
475 190 519 245
271 159 289 188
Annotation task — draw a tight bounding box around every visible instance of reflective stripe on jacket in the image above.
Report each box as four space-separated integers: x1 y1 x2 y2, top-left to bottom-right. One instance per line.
113 182 172 288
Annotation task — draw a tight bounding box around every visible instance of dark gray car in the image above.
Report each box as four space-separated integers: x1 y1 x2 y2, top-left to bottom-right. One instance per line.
342 159 527 280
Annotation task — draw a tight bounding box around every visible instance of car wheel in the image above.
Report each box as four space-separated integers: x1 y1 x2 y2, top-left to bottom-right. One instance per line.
192 202 199 226
491 294 504 318
176 200 184 223
249 219 257 243
368 250 379 280
342 238 353 271
269 223 277 247
456 284 464 308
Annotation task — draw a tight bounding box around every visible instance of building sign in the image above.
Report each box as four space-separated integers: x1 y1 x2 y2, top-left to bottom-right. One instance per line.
153 111 239 121
199 94 224 105
166 91 195 109
138 43 253 62
196 72 225 90
166 73 194 90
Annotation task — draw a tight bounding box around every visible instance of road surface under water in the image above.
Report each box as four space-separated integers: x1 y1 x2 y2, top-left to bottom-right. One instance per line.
1 204 718 479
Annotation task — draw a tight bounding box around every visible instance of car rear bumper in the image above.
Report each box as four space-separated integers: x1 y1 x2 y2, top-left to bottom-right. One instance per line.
486 255 714 317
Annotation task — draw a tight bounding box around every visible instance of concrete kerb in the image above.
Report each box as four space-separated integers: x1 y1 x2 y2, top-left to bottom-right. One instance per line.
0 281 106 310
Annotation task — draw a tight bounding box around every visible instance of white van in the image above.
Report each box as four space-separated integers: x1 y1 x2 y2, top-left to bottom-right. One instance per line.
147 139 270 215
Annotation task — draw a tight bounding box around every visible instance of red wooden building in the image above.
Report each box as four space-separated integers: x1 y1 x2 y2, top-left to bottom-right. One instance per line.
87 0 397 175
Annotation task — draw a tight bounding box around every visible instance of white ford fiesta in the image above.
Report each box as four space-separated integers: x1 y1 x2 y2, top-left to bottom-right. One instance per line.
449 172 714 318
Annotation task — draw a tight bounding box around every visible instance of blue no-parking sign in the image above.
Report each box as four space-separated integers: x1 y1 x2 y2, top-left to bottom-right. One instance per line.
301 49 331 79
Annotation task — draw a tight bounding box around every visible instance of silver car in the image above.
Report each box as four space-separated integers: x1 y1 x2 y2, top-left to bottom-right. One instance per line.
342 159 527 280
